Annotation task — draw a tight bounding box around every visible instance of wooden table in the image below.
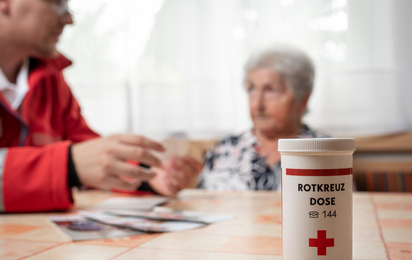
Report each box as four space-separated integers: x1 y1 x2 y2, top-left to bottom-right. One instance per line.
0 189 411 260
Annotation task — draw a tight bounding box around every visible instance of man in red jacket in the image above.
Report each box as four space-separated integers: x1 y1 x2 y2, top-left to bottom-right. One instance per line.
0 0 202 212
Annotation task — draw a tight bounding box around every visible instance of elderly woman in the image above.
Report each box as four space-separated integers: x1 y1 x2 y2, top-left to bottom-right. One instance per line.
197 46 325 191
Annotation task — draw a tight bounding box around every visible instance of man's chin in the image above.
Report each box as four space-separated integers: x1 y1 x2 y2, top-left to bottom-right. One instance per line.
31 46 59 59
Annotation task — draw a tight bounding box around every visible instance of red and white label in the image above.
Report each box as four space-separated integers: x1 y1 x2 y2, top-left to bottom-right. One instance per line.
282 168 352 259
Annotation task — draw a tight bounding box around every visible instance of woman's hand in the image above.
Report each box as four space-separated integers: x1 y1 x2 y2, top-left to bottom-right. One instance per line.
149 156 204 196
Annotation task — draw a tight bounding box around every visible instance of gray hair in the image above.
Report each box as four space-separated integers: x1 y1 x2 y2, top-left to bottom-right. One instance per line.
244 46 315 104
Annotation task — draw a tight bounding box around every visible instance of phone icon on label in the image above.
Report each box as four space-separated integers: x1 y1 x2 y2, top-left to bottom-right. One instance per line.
309 211 319 218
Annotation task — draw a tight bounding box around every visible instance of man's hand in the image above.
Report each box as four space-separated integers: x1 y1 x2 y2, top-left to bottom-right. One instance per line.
72 134 165 191
149 156 204 196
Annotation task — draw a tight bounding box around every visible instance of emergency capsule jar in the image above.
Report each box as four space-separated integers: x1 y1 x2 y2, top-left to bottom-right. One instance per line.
278 138 355 260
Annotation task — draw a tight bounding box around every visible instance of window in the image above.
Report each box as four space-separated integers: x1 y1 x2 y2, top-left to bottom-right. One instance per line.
59 0 412 138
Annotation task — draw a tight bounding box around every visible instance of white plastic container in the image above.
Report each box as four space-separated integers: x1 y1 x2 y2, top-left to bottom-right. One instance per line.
278 138 355 260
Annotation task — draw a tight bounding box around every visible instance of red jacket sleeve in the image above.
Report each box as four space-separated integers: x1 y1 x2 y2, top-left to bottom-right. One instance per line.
2 141 73 212
0 55 100 213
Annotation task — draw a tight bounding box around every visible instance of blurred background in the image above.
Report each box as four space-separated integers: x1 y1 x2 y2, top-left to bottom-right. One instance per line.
58 0 412 141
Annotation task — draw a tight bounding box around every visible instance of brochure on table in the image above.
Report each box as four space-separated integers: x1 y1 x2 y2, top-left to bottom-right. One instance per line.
79 210 205 232
105 206 236 224
48 215 143 241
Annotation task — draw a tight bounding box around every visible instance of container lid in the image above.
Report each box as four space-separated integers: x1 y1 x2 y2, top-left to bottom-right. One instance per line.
278 138 355 152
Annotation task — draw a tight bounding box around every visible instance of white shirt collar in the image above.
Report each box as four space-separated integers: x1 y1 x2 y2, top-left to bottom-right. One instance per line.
0 59 29 110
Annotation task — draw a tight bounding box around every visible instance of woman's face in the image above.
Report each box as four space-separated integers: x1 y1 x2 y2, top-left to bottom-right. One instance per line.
247 67 307 137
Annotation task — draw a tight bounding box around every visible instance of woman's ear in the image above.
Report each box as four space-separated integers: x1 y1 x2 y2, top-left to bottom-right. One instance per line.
297 95 310 114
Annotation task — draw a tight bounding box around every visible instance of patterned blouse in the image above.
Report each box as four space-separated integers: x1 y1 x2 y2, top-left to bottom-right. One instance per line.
198 125 326 191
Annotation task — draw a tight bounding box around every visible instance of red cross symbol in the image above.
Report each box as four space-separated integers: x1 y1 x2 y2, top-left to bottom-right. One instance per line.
309 230 334 255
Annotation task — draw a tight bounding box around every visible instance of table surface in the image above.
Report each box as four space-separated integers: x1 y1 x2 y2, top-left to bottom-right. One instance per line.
0 189 411 260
